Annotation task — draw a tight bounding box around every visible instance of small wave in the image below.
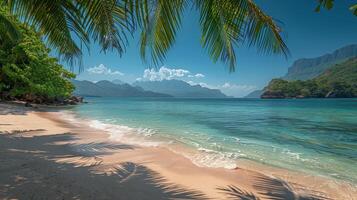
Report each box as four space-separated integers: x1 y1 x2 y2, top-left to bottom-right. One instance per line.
59 111 162 147
88 120 162 147
59 111 242 169
190 150 240 169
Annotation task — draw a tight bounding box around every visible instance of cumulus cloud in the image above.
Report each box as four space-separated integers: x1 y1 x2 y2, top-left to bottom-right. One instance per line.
188 73 205 78
139 66 204 81
195 73 205 78
87 64 124 76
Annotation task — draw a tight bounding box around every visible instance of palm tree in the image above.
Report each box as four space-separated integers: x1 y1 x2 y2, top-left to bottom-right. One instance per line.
1 0 289 71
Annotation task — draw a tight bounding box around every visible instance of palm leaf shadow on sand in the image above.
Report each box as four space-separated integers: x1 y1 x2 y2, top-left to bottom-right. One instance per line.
253 175 330 200
218 176 331 200
0 132 208 200
217 185 260 200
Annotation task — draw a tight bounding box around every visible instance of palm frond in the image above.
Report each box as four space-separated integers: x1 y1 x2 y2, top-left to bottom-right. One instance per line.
77 0 131 55
196 0 289 72
125 0 187 66
0 12 21 43
315 0 334 12
244 1 289 56
4 0 132 70
350 4 357 16
6 0 84 67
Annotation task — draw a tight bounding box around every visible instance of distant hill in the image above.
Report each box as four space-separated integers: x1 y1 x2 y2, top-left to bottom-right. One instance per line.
283 44 357 80
244 90 263 98
262 58 357 98
72 80 171 97
133 79 227 98
111 79 124 85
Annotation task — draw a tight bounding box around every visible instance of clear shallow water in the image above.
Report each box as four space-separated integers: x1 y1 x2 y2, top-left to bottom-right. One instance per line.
65 97 357 183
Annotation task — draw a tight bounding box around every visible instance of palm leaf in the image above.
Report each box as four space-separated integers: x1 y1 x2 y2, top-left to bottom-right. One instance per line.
4 0 132 69
0 12 21 43
6 0 84 67
125 0 187 66
196 0 289 72
350 4 357 16
77 0 131 55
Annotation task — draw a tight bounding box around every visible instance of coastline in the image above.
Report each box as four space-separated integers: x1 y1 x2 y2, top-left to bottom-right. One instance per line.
0 102 356 199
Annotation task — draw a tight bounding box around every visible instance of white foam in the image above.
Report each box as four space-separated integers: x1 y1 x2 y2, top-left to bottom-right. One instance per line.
88 119 162 147
59 111 162 147
59 111 242 169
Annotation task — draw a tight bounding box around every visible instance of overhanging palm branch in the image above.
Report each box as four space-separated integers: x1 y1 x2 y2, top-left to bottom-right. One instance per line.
0 11 21 45
315 0 357 16
2 0 289 72
3 0 132 69
127 0 288 72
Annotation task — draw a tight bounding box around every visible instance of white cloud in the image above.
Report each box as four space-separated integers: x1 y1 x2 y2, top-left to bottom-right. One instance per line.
195 73 205 78
188 73 205 78
87 64 124 76
140 66 197 81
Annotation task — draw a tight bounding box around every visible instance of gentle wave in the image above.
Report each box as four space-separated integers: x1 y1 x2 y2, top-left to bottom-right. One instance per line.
59 110 242 169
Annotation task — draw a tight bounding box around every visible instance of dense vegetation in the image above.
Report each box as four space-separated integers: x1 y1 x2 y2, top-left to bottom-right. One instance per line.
262 58 357 98
0 8 75 104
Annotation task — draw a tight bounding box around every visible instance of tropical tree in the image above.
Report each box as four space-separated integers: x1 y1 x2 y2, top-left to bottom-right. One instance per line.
0 7 75 102
0 0 291 72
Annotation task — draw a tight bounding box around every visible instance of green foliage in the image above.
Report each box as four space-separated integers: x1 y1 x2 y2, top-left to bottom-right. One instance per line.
316 0 356 16
263 58 357 98
0 10 75 102
0 0 289 71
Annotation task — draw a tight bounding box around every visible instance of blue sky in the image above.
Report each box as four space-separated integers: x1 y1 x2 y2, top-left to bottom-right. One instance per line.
71 0 357 97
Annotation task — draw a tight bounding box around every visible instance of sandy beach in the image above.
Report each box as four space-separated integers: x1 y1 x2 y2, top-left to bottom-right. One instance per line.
0 102 356 200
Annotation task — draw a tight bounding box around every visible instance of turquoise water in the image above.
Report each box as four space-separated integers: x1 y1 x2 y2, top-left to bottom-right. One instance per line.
65 98 357 183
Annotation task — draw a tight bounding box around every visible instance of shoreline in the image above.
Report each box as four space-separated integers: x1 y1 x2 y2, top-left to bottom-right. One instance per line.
1 102 356 199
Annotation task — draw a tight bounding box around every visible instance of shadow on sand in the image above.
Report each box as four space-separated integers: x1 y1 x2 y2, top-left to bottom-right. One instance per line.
0 125 333 200
0 132 208 200
218 176 331 200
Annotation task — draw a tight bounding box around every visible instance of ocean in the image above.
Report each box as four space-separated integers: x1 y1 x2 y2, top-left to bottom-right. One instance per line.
62 97 357 183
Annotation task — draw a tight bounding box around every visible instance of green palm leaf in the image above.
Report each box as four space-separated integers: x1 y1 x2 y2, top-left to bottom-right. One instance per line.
2 0 289 71
4 0 132 69
197 0 288 71
125 0 187 66
0 12 21 43
127 0 288 71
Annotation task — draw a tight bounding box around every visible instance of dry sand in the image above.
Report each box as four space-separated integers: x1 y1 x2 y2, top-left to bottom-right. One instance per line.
0 102 356 199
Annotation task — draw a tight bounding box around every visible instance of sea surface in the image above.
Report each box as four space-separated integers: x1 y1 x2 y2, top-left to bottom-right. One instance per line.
63 97 357 183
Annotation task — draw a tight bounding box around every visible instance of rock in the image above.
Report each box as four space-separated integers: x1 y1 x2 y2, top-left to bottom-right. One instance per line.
25 102 33 107
325 91 336 98
261 91 285 99
296 95 305 99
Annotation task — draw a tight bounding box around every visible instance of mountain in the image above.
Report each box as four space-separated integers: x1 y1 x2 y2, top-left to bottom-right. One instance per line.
262 58 357 98
133 79 228 98
283 44 357 80
72 80 171 97
111 79 124 85
244 90 263 98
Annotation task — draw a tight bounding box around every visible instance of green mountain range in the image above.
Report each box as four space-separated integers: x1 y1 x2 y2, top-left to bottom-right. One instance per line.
283 44 357 80
262 58 357 98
